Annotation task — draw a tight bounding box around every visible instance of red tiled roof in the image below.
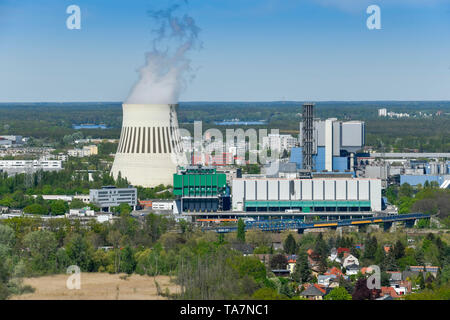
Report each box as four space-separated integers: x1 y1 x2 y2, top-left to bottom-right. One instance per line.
325 267 345 277
361 267 374 274
399 281 412 294
381 287 400 298
337 247 350 254
314 284 326 294
342 252 351 259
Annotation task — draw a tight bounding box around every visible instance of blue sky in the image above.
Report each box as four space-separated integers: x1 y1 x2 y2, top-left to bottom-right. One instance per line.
0 0 449 102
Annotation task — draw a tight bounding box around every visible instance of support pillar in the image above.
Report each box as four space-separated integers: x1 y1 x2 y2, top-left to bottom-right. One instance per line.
383 222 392 232
390 221 397 233
358 224 367 233
404 219 415 229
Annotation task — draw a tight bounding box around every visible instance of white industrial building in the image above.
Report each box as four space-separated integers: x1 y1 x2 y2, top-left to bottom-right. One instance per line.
232 177 382 212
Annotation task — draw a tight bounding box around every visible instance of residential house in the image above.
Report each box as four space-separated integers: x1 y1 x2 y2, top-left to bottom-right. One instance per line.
328 247 341 263
324 267 347 279
402 269 435 291
345 264 360 276
387 271 412 295
271 233 283 252
307 249 321 273
300 284 327 300
318 274 335 286
361 266 374 275
391 281 411 296
287 255 297 274
342 253 359 268
337 247 350 256
380 286 400 299
387 271 402 285
328 277 340 289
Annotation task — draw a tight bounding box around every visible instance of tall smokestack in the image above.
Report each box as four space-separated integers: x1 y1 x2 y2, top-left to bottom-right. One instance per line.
302 103 315 171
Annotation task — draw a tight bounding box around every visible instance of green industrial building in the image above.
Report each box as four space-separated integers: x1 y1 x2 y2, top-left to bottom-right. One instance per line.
173 166 230 212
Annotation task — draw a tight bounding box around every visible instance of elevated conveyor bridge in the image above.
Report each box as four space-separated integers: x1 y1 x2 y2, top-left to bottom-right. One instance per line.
206 213 430 233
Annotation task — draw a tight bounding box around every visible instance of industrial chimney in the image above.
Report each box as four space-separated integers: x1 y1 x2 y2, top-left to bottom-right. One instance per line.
111 104 186 187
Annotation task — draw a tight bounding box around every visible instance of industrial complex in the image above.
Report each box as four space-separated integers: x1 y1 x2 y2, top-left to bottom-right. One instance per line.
167 103 389 226
105 102 446 231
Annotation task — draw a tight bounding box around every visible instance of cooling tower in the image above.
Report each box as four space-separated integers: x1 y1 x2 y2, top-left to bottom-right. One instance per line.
111 104 186 187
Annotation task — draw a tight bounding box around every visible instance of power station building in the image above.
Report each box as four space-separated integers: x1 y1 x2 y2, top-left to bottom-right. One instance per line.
232 177 382 213
293 119 365 172
111 104 186 187
173 166 231 213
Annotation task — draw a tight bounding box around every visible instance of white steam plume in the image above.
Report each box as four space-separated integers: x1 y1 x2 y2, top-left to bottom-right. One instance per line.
126 2 201 104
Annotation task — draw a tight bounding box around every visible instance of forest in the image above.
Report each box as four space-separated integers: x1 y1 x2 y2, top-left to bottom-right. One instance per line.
1 101 449 152
1 211 449 300
385 183 450 228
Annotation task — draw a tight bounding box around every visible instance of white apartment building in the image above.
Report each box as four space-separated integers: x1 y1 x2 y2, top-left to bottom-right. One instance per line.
0 160 62 171
378 108 387 117
68 145 98 157
262 134 297 152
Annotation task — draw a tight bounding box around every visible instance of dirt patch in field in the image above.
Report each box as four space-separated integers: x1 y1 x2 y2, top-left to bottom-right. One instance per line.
11 273 180 300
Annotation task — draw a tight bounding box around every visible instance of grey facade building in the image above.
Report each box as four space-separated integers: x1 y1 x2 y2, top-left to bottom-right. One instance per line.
299 119 365 154
89 186 137 211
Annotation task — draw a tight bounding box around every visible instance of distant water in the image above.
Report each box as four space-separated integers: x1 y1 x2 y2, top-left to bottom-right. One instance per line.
72 124 108 129
214 120 267 126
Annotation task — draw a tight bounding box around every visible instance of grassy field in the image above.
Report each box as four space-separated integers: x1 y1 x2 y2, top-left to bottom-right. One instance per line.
11 273 180 300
